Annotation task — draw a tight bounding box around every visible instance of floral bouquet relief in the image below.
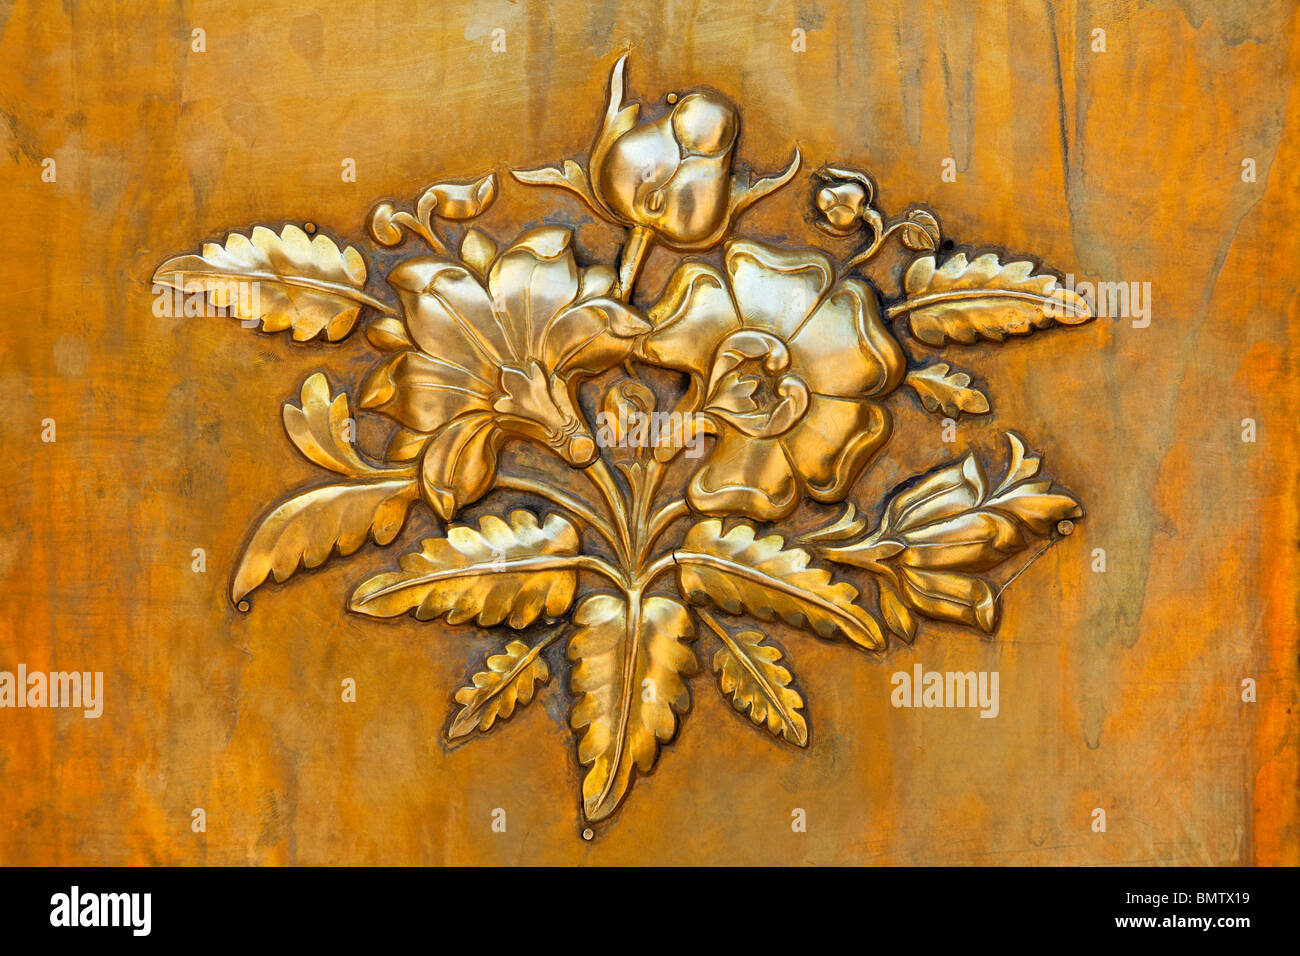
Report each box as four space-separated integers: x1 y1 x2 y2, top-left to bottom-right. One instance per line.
154 55 1094 830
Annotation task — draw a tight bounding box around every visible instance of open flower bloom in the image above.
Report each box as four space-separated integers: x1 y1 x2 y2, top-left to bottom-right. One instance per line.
638 239 906 520
360 226 649 519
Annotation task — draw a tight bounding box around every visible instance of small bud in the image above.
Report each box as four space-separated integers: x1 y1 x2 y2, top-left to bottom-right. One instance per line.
368 201 404 246
812 166 876 237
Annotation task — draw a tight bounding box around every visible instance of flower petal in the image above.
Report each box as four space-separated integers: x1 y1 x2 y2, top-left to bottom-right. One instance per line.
542 298 651 377
787 278 905 398
388 257 506 378
579 264 617 301
419 413 503 520
640 260 741 378
358 351 494 433
488 226 580 360
781 395 891 502
723 239 834 339
688 429 798 520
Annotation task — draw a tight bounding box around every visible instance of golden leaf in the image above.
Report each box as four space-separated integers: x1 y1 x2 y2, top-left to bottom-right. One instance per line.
510 160 601 211
568 593 697 822
905 362 990 417
899 209 940 251
364 316 415 351
892 253 1092 346
448 638 552 740
417 173 498 222
676 519 885 651
877 579 917 642
348 511 580 628
899 567 998 632
232 479 418 605
153 224 383 341
282 373 373 476
699 611 807 746
459 228 497 278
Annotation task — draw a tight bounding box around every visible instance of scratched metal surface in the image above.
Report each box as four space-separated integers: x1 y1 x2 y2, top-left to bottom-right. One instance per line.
0 0 1296 864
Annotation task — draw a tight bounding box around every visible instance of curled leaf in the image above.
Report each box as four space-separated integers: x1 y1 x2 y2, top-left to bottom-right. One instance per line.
368 202 404 246
899 209 940 251
418 173 498 223
282 373 372 476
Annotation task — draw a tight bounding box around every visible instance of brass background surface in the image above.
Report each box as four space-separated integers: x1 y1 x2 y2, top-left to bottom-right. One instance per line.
1 0 1297 864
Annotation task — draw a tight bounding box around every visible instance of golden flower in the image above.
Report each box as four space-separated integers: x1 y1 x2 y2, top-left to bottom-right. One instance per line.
592 88 740 248
813 166 879 238
514 56 799 253
359 226 649 519
638 239 906 519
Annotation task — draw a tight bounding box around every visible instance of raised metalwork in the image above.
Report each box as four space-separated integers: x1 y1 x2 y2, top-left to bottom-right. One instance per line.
154 55 1095 830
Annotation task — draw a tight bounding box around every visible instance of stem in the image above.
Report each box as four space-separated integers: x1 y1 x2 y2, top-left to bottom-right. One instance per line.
843 221 904 272
391 210 451 257
636 551 677 589
494 473 622 554
585 458 635 567
615 225 655 300
641 498 690 563
355 553 627 601
175 268 397 317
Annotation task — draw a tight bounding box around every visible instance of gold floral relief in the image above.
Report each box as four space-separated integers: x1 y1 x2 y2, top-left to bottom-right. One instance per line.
153 54 1102 831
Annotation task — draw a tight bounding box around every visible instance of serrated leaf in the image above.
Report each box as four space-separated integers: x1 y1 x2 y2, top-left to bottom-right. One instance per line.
568 593 697 822
282 372 372 475
894 253 1092 346
153 224 376 341
232 479 417 603
348 511 579 628
676 519 885 651
905 362 990 417
700 613 807 746
448 638 552 740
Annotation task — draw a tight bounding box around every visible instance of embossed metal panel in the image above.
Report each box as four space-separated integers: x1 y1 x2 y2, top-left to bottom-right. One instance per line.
0 0 1296 865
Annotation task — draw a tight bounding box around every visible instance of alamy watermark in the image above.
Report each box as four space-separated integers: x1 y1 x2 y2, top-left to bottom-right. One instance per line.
1047 274 1152 328
0 665 103 718
50 886 150 936
152 277 261 324
594 408 706 458
891 664 999 718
